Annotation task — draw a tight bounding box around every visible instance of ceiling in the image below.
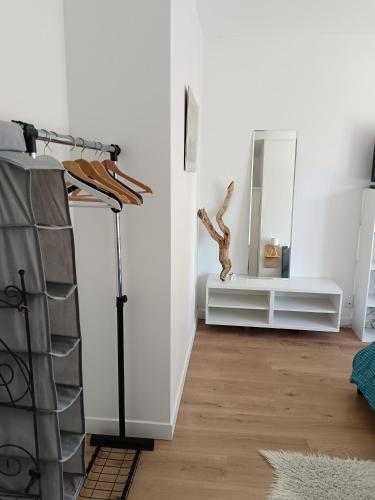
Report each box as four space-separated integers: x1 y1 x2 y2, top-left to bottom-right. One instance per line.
196 0 375 39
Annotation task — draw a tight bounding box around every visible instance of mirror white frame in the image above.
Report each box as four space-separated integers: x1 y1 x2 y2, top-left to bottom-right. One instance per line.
247 130 297 278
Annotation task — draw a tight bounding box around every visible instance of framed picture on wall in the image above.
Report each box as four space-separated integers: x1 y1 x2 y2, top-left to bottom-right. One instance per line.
184 86 199 172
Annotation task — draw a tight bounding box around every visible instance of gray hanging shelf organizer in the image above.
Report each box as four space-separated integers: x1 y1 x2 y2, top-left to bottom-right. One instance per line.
0 137 85 499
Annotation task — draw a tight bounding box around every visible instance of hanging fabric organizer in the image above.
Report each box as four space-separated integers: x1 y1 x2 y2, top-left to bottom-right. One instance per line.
0 120 154 499
0 128 85 498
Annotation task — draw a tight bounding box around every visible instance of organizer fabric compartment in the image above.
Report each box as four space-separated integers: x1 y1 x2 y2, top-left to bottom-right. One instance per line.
0 151 85 499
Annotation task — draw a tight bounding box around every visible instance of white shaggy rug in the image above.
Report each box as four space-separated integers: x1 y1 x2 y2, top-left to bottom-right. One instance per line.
260 450 375 500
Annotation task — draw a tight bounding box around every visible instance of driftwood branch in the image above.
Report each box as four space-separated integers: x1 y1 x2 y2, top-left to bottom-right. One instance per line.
198 182 234 281
197 209 222 243
216 180 234 238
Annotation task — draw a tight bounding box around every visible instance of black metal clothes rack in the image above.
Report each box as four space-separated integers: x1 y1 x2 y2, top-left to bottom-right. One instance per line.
0 270 42 499
14 120 154 453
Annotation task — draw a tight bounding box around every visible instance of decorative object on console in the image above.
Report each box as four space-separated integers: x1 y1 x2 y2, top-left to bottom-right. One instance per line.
198 181 234 281
264 243 281 269
281 246 290 278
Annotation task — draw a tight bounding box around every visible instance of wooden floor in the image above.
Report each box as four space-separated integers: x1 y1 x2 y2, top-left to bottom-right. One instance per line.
129 324 375 500
100 322 375 499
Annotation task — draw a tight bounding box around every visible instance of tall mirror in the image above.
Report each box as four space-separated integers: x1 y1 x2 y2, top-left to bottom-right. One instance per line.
248 130 297 278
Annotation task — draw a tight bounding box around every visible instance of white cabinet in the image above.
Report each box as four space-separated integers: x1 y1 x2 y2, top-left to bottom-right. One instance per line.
353 188 375 342
206 274 342 332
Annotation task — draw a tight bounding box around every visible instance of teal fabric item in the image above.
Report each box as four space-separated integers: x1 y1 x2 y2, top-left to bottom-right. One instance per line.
351 341 375 411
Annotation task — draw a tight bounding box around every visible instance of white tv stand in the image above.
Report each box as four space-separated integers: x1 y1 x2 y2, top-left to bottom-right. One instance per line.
206 274 342 332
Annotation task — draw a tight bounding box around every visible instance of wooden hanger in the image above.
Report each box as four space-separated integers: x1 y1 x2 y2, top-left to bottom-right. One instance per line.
63 160 122 211
102 159 153 194
65 160 142 206
64 160 112 194
88 159 142 205
74 159 141 205
64 161 101 202
68 189 99 202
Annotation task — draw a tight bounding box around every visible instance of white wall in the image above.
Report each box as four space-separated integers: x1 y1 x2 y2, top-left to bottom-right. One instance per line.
64 0 202 439
0 0 69 149
198 33 375 323
170 0 203 424
64 0 172 438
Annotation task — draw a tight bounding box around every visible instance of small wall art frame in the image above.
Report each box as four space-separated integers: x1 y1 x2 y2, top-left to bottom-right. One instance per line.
184 86 199 172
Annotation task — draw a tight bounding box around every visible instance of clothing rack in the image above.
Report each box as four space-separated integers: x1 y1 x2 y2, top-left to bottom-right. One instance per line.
14 120 154 453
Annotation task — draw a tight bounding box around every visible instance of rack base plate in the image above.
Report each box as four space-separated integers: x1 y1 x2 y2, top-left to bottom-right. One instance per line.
90 434 154 451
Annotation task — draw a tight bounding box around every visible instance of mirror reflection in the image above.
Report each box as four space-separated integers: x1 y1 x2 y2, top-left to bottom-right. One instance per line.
248 130 297 278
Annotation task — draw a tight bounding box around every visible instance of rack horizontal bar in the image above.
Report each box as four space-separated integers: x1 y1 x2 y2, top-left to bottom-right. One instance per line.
36 128 118 155
12 119 121 159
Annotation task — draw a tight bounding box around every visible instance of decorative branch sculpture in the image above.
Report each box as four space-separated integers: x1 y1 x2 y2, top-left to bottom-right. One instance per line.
197 181 234 281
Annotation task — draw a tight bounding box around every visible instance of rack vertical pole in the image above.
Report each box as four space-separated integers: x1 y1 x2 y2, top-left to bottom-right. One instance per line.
113 163 126 439
90 146 154 451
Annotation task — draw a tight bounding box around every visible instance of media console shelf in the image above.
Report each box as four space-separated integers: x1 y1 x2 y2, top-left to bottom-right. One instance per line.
206 274 342 332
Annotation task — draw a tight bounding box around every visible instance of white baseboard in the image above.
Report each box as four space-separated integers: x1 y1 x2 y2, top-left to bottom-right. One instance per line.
86 316 198 442
85 416 173 440
170 313 198 437
198 307 205 319
340 315 352 328
340 306 353 328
